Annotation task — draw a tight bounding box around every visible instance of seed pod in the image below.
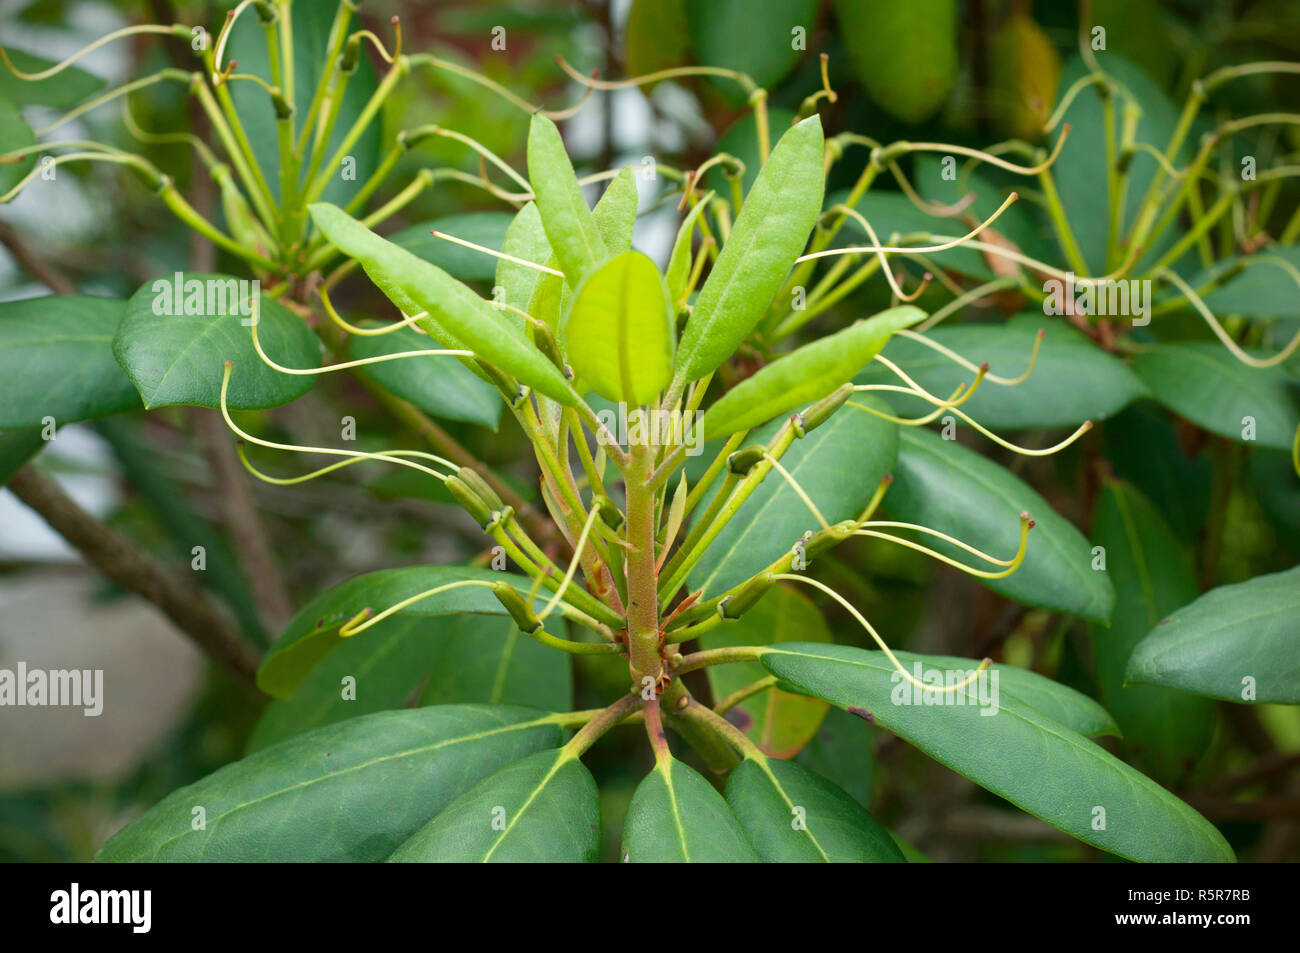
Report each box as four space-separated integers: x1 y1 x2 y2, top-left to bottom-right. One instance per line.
718 571 776 620
793 382 855 438
491 581 543 633
727 444 767 475
457 467 504 511
593 494 625 532
445 475 493 529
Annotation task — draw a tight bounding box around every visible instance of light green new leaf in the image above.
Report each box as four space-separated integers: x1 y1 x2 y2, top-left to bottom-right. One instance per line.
857 314 1149 428
689 397 899 598
347 322 502 429
496 202 553 313
887 427 1115 622
527 114 607 285
1126 566 1300 704
665 193 714 307
760 643 1232 862
594 167 639 254
113 273 318 410
1090 480 1216 783
675 116 825 385
258 566 546 699
1133 342 1300 450
96 705 561 862
389 749 600 862
705 305 925 439
701 585 830 758
308 203 577 404
833 0 957 124
621 755 758 862
562 250 674 405
0 296 140 427
727 757 904 862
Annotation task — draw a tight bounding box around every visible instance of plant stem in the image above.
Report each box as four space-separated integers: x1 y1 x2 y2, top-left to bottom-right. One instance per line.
624 439 661 685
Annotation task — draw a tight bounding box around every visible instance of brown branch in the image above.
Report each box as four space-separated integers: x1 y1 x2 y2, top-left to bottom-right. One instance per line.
190 408 294 634
0 223 78 296
8 465 262 694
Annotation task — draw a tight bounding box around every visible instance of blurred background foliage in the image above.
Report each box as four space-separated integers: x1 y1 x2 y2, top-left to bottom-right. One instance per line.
1 0 1298 862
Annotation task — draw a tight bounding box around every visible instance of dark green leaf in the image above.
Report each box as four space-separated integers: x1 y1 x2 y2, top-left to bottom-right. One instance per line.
258 566 547 699
389 749 600 862
726 757 904 862
1126 566 1300 704
621 755 758 862
1133 342 1300 450
685 0 821 103
887 427 1115 622
833 0 957 123
858 314 1148 428
0 296 140 427
347 322 502 428
113 273 318 409
96 705 561 861
795 706 876 808
760 642 1232 861
420 615 573 712
0 95 36 195
1090 480 1217 782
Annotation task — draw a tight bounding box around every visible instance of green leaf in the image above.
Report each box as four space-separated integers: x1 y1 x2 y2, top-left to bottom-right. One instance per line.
624 0 689 85
0 49 102 108
1126 566 1300 704
389 749 600 862
526 114 607 285
390 212 515 282
916 158 1060 266
258 566 547 699
593 167 639 254
347 322 502 428
707 108 798 196
1193 249 1300 319
562 250 674 405
726 757 904 862
621 755 758 862
0 95 36 195
113 273 318 410
857 314 1148 428
887 427 1115 622
227 2 379 206
420 616 573 712
675 116 825 385
665 195 713 308
496 202 553 313
701 585 831 758
1102 401 1211 541
684 0 821 104
308 203 578 404
247 617 444 752
705 306 925 439
833 0 957 123
795 706 876 808
96 705 561 861
0 296 140 427
689 396 899 598
1133 342 1300 450
1090 480 1217 783
0 428 45 485
1050 55 1186 273
760 643 1232 861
